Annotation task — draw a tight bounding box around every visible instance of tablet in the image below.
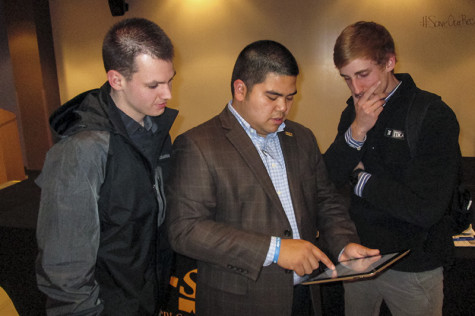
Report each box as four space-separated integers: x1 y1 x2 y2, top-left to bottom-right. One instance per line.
302 249 410 285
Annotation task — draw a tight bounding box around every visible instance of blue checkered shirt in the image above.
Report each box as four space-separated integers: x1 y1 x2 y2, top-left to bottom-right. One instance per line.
228 101 304 284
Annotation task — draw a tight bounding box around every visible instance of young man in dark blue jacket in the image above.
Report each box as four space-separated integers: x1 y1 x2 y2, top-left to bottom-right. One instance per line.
324 21 460 316
36 18 178 315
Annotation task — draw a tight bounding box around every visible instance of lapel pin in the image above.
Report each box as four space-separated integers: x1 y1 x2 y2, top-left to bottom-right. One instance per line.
285 131 293 137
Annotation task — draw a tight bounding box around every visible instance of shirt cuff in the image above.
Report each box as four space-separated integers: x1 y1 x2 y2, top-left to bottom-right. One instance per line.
354 171 371 197
345 127 366 150
264 236 277 266
338 246 346 261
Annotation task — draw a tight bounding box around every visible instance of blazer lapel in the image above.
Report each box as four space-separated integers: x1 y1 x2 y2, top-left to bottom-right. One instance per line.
219 108 285 213
279 126 305 230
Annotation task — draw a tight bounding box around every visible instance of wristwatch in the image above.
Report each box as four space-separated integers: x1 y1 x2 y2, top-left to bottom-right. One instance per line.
350 168 365 187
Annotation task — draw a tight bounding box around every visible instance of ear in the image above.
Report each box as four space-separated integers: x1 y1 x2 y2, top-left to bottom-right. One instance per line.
385 54 396 72
107 70 125 91
233 79 247 102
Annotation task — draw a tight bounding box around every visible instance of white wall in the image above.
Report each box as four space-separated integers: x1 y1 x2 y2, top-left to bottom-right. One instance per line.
49 0 475 155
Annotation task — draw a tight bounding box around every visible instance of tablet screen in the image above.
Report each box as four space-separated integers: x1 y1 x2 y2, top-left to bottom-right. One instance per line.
302 250 410 285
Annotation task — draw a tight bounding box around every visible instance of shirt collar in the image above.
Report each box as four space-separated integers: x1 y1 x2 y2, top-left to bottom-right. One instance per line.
116 107 157 135
383 80 402 106
108 94 157 135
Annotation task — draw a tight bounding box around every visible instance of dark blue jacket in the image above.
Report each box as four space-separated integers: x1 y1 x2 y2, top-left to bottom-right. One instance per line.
324 73 460 271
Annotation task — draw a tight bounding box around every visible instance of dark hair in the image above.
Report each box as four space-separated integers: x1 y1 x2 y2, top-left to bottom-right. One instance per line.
333 21 396 69
102 18 174 79
231 40 299 97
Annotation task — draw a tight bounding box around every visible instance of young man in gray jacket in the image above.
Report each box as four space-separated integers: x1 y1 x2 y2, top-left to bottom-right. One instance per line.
36 18 177 315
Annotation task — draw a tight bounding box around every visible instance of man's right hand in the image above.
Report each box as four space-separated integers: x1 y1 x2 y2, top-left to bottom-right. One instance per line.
351 81 386 141
277 239 335 276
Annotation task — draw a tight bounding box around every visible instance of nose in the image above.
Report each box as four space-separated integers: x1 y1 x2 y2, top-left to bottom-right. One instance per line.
276 98 291 113
349 78 363 97
160 83 172 100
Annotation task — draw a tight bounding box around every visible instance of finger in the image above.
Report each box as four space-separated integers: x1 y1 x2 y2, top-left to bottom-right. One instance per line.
307 255 320 273
302 260 314 275
368 255 382 264
360 81 381 103
356 245 380 258
330 269 338 279
354 161 364 170
368 94 386 112
300 252 321 275
375 103 384 112
374 92 388 101
294 265 305 276
366 248 381 256
314 249 335 270
340 243 363 261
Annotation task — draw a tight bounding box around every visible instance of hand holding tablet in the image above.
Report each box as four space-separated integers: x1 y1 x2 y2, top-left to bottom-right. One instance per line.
302 249 410 285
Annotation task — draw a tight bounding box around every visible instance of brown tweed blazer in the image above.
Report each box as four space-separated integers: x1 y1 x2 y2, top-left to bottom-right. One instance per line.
166 106 359 315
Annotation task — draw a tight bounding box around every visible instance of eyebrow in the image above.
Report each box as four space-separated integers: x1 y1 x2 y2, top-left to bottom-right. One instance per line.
265 90 298 97
340 68 370 78
148 71 177 85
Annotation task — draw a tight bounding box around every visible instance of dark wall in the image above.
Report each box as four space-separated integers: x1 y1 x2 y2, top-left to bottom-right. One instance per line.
0 1 21 119
1 0 60 170
462 157 475 226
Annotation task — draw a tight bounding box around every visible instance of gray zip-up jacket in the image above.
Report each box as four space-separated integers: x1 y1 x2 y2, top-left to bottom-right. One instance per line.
36 82 178 315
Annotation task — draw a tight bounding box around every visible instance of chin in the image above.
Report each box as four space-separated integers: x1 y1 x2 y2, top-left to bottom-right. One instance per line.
151 109 165 117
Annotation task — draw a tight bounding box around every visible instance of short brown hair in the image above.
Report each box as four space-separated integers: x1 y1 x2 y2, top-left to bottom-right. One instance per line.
102 18 174 80
333 21 396 69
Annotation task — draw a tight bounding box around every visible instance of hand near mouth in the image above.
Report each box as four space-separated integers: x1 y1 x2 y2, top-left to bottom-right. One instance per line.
350 81 386 141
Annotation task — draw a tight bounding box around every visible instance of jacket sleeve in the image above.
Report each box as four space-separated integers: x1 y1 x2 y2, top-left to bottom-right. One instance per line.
312 136 360 260
362 100 460 228
36 131 108 316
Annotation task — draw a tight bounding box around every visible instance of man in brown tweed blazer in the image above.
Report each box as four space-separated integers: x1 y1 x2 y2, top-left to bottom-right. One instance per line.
166 40 379 316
